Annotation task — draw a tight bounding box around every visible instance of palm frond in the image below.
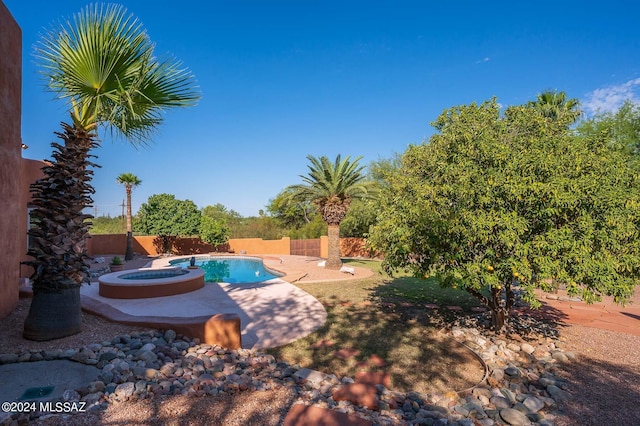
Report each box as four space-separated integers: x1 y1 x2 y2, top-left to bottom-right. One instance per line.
36 3 200 145
289 154 375 208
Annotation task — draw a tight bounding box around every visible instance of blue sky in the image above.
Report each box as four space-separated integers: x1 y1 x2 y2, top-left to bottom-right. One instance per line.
5 0 640 217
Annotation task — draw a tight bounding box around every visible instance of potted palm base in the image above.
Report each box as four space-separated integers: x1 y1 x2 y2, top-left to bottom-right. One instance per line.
110 256 125 272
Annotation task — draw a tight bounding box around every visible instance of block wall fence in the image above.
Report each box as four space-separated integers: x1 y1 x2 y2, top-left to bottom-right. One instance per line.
86 235 375 259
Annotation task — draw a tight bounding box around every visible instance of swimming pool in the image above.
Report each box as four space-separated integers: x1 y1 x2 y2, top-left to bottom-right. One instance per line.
169 256 283 283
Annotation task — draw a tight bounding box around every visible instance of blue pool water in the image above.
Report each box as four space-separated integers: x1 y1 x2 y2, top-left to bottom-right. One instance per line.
121 269 188 280
169 257 282 283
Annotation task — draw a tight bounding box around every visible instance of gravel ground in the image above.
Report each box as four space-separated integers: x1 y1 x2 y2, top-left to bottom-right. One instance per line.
32 388 298 426
552 325 640 426
4 255 640 425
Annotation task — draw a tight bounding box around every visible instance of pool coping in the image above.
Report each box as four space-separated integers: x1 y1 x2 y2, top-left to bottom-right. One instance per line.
98 268 205 299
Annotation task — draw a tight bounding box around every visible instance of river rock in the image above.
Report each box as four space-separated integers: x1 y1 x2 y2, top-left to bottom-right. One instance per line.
499 407 530 425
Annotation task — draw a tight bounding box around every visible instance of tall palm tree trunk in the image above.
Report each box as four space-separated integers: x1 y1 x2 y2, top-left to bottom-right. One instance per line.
23 122 97 341
326 224 343 270
125 185 134 260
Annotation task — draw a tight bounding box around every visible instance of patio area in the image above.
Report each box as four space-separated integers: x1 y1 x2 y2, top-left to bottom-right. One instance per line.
78 254 374 349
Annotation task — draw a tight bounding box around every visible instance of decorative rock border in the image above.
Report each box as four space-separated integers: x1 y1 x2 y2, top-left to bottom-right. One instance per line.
1 325 575 426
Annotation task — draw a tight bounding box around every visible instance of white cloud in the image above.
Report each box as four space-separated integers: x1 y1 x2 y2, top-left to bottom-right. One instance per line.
475 57 490 64
582 78 640 115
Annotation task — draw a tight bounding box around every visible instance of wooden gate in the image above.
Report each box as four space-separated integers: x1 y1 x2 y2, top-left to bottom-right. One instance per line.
290 239 321 257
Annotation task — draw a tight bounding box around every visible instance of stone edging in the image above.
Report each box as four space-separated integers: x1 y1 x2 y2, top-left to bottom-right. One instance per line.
0 326 575 425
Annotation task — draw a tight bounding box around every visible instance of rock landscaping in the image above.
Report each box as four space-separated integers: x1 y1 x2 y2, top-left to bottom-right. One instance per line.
1 321 576 426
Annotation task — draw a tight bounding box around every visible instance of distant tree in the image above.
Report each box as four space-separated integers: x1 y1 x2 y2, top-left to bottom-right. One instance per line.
202 203 242 222
267 187 318 229
202 203 244 236
89 215 123 234
340 199 377 238
136 193 201 253
369 97 640 331
288 155 375 269
199 216 229 247
116 172 142 260
368 154 402 185
288 215 326 239
578 100 640 154
230 216 286 240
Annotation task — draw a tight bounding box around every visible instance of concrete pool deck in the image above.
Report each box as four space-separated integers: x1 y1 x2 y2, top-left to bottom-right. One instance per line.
78 254 375 350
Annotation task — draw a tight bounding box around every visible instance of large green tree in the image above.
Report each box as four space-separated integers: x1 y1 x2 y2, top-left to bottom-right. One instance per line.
369 98 640 331
288 155 375 269
116 172 142 261
24 4 199 341
136 193 201 253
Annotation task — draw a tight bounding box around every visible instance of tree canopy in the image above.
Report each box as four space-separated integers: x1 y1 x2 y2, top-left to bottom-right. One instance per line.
527 90 581 124
368 97 640 330
136 193 201 252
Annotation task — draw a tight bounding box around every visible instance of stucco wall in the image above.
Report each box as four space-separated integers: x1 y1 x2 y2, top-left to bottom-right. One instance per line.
87 235 293 256
228 237 291 255
86 235 378 258
0 1 22 318
340 237 381 258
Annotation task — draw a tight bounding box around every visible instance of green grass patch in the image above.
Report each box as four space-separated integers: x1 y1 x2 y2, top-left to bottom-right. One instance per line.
344 258 482 309
375 276 482 309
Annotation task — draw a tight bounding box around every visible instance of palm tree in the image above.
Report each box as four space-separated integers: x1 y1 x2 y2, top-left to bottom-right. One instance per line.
116 172 142 261
23 4 200 341
288 155 374 270
530 90 581 124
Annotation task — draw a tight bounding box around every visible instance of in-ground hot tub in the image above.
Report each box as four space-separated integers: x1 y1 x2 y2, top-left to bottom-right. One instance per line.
98 267 205 299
